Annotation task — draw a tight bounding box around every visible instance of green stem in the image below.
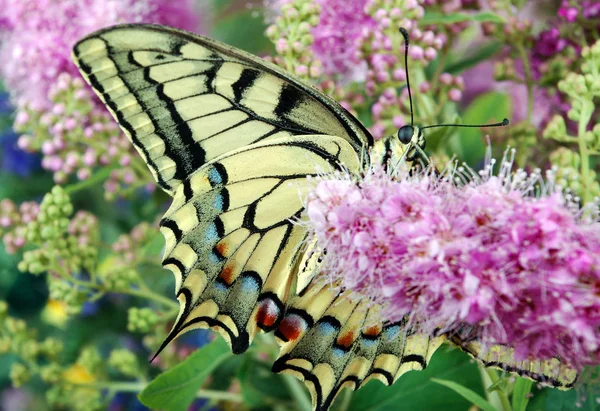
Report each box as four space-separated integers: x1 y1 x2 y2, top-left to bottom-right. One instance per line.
484 368 512 411
283 374 312 411
516 45 534 124
64 165 117 195
119 287 179 310
578 100 594 204
70 381 243 403
130 158 152 180
50 258 177 309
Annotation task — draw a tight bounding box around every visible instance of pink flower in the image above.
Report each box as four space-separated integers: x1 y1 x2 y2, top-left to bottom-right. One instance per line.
305 153 600 369
309 0 375 77
0 0 205 110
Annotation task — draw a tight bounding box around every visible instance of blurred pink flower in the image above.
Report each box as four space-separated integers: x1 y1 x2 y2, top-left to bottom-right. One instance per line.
311 0 374 77
0 0 205 110
266 0 374 77
305 154 600 369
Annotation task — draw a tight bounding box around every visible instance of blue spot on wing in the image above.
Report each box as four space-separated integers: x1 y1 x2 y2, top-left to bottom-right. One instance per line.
205 223 219 243
332 346 347 358
383 325 401 341
214 281 228 292
208 166 223 186
316 321 337 337
240 275 260 292
213 193 224 211
361 338 378 348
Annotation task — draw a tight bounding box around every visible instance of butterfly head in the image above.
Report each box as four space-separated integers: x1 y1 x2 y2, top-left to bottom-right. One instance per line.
397 124 425 161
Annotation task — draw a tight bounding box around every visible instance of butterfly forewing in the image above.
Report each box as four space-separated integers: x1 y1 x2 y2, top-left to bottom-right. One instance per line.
72 24 371 195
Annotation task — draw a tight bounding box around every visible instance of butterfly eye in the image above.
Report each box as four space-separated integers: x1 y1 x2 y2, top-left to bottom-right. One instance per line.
397 125 414 144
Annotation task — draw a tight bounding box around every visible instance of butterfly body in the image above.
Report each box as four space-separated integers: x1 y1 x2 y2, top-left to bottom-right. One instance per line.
72 23 576 411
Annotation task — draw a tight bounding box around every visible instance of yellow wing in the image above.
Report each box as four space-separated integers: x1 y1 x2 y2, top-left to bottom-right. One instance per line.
71 24 372 195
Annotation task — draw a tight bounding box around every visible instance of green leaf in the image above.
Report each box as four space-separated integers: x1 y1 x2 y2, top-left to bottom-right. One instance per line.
512 377 534 411
142 234 165 257
238 356 290 408
539 384 599 411
139 337 231 411
431 378 497 411
443 41 503 75
209 355 244 391
422 11 505 25
449 91 511 167
349 347 485 411
212 9 272 55
511 0 527 9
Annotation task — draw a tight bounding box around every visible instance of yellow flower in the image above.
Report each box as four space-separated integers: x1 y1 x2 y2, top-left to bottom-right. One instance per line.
62 364 95 384
41 299 69 327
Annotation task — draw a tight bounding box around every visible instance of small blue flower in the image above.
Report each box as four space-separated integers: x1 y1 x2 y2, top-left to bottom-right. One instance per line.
179 329 212 349
109 393 150 411
0 92 41 176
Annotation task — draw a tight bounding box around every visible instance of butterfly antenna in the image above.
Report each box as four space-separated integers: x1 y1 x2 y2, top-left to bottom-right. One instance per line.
421 118 510 131
399 27 414 127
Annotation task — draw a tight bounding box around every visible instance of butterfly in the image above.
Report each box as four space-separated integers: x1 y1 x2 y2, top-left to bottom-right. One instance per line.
72 23 576 411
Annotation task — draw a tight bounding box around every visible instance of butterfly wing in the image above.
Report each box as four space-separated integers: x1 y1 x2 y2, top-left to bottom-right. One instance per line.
274 279 444 411
156 135 360 354
71 24 371 195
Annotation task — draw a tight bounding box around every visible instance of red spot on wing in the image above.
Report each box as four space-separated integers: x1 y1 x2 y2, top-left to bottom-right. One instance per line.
219 265 235 285
277 314 307 342
336 331 355 349
364 325 381 338
256 298 281 328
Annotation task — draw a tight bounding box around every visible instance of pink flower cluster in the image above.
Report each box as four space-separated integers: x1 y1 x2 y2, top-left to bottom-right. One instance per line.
15 73 136 185
0 0 203 110
311 0 375 78
306 158 600 369
359 1 445 95
0 198 39 254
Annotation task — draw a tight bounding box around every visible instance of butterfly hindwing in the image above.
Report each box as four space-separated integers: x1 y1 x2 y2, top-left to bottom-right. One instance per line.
72 24 372 195
274 278 445 411
156 135 360 354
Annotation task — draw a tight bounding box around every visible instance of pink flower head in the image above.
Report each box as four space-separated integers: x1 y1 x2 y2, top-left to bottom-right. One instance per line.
305 151 600 370
310 0 375 77
0 0 205 110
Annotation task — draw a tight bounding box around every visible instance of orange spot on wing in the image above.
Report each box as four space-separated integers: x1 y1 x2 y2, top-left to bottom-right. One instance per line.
219 265 235 285
364 325 381 337
336 332 355 348
215 242 228 257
